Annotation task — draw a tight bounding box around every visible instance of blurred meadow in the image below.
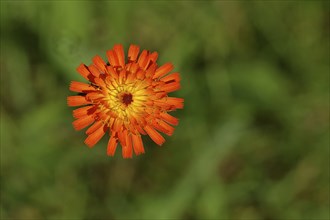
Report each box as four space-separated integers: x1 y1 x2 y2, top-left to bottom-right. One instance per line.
0 1 329 220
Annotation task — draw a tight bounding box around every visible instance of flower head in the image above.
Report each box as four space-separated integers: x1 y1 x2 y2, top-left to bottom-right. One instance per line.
67 44 183 158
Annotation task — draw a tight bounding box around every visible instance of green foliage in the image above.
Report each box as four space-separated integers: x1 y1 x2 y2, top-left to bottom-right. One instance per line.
1 1 329 220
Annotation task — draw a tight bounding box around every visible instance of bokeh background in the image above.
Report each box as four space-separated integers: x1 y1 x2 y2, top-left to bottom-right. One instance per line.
1 1 329 220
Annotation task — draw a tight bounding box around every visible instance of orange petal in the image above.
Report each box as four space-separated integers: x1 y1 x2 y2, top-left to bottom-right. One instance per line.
137 50 149 70
70 81 95 93
84 124 107 148
153 100 171 109
136 125 146 135
159 112 179 125
106 50 119 67
108 117 115 128
145 63 157 78
126 71 137 84
126 122 138 135
113 119 123 132
106 66 119 79
118 69 126 85
86 92 103 101
97 111 109 121
107 134 118 156
132 134 145 155
86 120 103 135
158 120 174 136
161 72 181 82
128 63 139 74
88 64 100 78
136 69 145 80
92 55 107 73
128 44 140 62
161 82 180 93
73 105 96 118
151 120 174 136
94 77 106 88
144 107 160 116
155 97 184 109
149 52 158 64
122 146 132 158
144 125 165 146
154 93 167 101
144 52 158 71
131 118 146 135
152 120 168 135
117 129 127 148
67 96 90 107
114 44 125 68
122 133 133 158
153 63 173 79
166 97 184 109
72 115 95 131
76 64 92 81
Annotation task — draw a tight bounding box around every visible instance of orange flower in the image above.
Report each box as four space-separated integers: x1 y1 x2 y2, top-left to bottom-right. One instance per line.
67 44 183 158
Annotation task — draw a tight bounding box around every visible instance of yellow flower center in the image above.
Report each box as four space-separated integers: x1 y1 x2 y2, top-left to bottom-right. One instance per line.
120 93 133 106
102 77 149 123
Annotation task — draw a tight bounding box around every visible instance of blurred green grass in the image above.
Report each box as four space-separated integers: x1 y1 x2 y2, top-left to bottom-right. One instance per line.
0 1 329 220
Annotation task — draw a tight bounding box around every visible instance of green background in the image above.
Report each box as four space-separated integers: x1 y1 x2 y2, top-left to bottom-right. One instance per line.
1 1 329 220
